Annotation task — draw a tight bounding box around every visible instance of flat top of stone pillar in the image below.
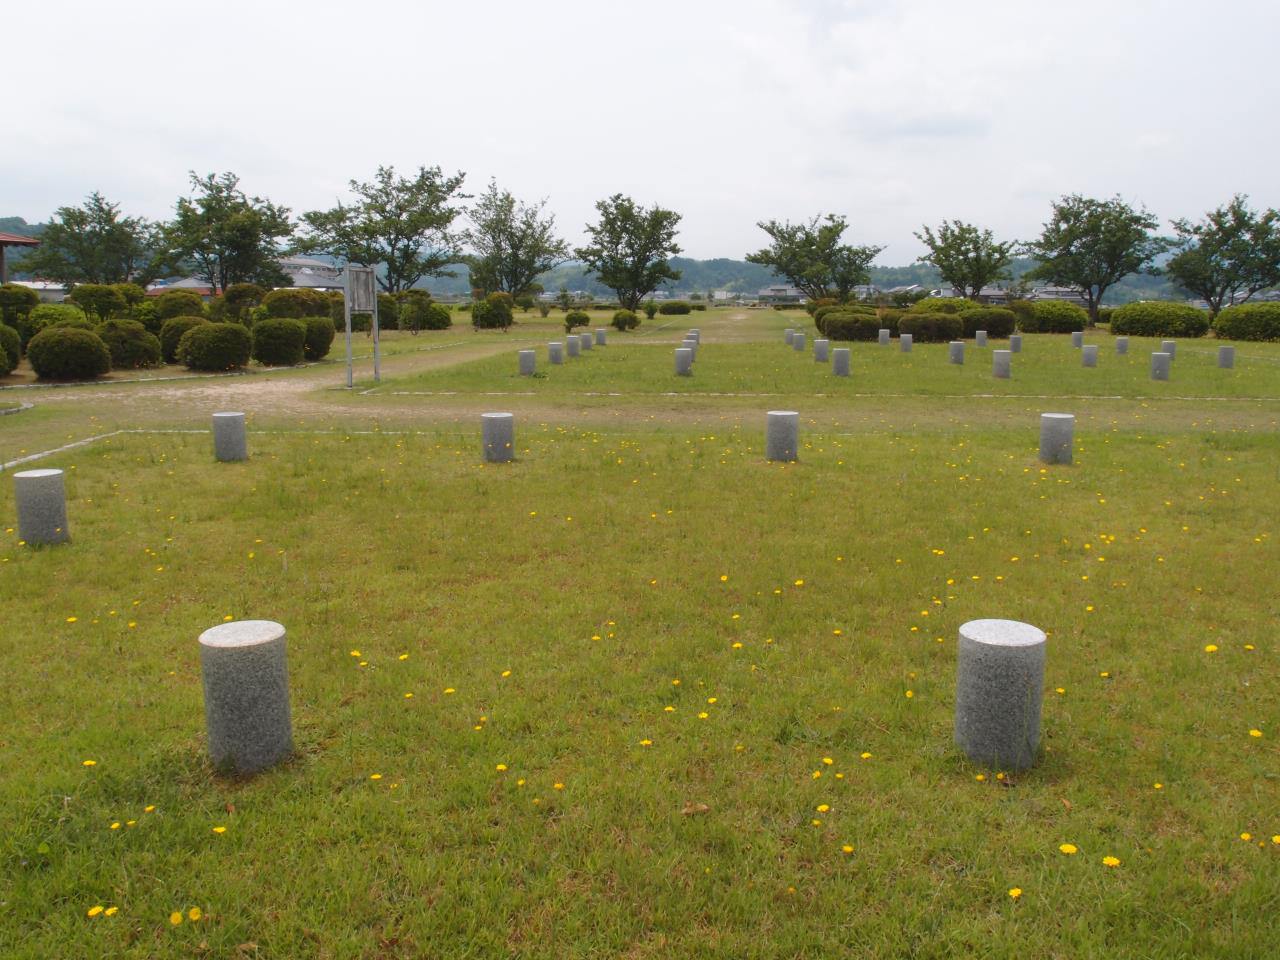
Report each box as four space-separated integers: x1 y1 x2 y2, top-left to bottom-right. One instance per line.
212 411 245 419
950 341 963 346
482 412 514 420
14 468 63 479
199 619 286 648
993 349 1011 356
549 341 562 346
1152 351 1170 357
959 619 1046 647
768 410 799 417
518 348 534 354
1041 412 1074 421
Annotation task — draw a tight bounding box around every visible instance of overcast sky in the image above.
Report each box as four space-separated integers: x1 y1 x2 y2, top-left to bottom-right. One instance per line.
4 0 1278 263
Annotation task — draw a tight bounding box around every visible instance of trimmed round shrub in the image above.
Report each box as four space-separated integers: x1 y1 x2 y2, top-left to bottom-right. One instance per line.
67 283 127 322
960 307 1016 339
399 298 451 333
262 288 329 319
900 312 963 342
97 319 161 369
1111 301 1209 338
154 289 206 321
472 296 514 331
1212 302 1280 342
252 318 307 366
302 316 336 360
815 304 874 335
177 322 252 371
20 303 89 344
658 301 691 315
0 323 20 375
564 310 590 332
1022 300 1087 333
0 283 40 328
642 302 658 319
537 303 551 318
611 309 639 331
27 326 111 380
159 316 208 363
908 296 972 314
823 312 882 342
223 283 266 322
806 297 837 316
130 299 161 333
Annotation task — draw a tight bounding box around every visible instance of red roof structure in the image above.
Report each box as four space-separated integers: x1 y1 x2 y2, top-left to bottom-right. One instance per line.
0 231 39 284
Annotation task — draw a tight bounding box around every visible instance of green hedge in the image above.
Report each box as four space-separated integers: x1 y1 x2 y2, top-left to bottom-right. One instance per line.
1212 302 1280 342
26 326 111 380
252 318 307 366
899 313 963 342
658 301 691 315
611 309 639 331
908 296 971 315
0 323 20 375
159 317 208 364
302 317 335 361
1110 301 1210 338
154 290 206 321
1020 300 1087 333
823 313 882 342
564 310 590 332
177 323 252 371
960 307 1016 339
472 296 514 331
97 319 162 369
262 288 330 319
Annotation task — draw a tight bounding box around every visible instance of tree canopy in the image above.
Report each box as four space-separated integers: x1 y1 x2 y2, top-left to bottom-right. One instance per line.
1165 195 1280 317
298 165 466 293
464 181 569 296
1023 195 1165 323
574 195 682 310
746 215 883 302
18 192 155 286
914 220 1016 299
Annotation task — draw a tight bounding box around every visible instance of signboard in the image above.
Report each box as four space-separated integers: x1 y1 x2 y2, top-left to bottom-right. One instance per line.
343 266 381 387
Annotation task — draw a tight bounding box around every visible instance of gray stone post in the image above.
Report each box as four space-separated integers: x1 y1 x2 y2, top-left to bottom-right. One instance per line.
1161 339 1177 359
814 338 829 362
1115 336 1129 355
900 333 913 352
784 328 795 345
675 347 693 376
975 330 988 347
1218 345 1235 368
579 331 592 351
949 341 964 364
548 341 564 364
482 412 515 463
765 410 799 462
954 619 1046 771
1151 351 1171 380
682 338 698 359
993 349 1011 379
878 328 890 346
1071 331 1083 348
793 333 806 352
832 348 850 376
1082 344 1098 368
1039 412 1075 465
212 412 248 462
595 328 606 346
688 329 700 343
518 350 536 376
1009 334 1022 353
14 468 70 545
566 335 580 358
199 620 293 776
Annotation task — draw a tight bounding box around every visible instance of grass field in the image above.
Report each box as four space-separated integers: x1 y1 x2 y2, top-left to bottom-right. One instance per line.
1 308 1277 958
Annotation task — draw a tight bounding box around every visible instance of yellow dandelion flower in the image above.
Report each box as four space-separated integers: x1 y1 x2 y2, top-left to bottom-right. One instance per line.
1249 729 1263 738
816 804 830 813
144 805 155 812
1153 783 1163 790
110 822 121 830
82 759 97 767
212 826 227 834
822 757 834 766
1101 855 1120 867
1240 833 1252 842
812 770 822 780
87 905 104 918
640 739 652 746
1204 644 1218 653
811 819 822 826
169 911 183 926
370 773 382 780
719 575 728 582
698 711 709 719
553 782 564 790
104 906 118 916
66 616 78 623
975 774 986 782
187 907 202 921
1008 888 1022 899
841 844 854 854
398 653 409 661
732 641 743 649
905 690 914 699
794 579 804 587
496 764 507 772
444 688 456 695
1059 843 1078 855
860 752 872 760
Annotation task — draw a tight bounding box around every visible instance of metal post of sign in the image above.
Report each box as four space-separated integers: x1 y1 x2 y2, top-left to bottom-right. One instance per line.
343 265 377 388
372 286 381 383
343 268 353 388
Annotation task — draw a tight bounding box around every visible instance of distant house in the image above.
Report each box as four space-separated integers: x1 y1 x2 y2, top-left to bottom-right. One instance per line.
10 279 68 303
951 286 1012 306
146 276 215 299
757 285 806 303
146 256 345 299
1030 286 1089 309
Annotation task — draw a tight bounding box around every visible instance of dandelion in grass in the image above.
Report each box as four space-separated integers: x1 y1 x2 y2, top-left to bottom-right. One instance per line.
1101 856 1120 867
841 844 854 854
496 764 507 772
104 907 118 916
169 912 183 926
82 760 97 767
816 804 829 813
1059 843 1078 855
640 739 652 747
860 752 872 760
188 907 202 921
1249 729 1263 738
553 782 564 791
975 774 986 782
212 826 227 834
1240 833 1252 841
87 905 104 918
1008 888 1023 900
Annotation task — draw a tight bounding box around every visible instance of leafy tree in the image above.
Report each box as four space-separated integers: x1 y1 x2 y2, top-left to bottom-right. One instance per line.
66 283 127 322
1165 195 1280 317
555 286 572 310
297 165 466 293
746 214 883 302
914 220 1017 299
222 283 266 322
19 192 156 285
1023 195 1165 324
574 194 682 311
160 173 293 294
464 181 570 296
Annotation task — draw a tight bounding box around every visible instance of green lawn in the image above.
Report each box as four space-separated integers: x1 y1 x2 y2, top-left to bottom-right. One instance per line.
2 401 1277 956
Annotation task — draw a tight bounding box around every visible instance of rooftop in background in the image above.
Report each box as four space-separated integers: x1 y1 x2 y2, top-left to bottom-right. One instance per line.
0 232 41 246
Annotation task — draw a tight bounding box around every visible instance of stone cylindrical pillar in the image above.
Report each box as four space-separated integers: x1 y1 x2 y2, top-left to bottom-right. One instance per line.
579 331 593 351
993 349 1011 379
1161 339 1177 359
199 619 293 776
482 412 515 463
832 348 850 377
688 329 700 343
1082 344 1098 368
14 468 70 545
1039 412 1075 465
793 333 806 352
566 335 581 358
954 619 1046 771
878 328 890 346
975 330 988 348
548 341 564 364
785 328 795 345
1115 336 1129 355
595 328 607 346
1218 345 1235 369
900 333 913 353
518 350 536 376
1071 331 1083 349
675 347 693 376
814 338 829 362
212 412 248 462
765 410 799 462
1009 334 1022 354
949 341 964 364
1151 351 1171 380
682 338 698 359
